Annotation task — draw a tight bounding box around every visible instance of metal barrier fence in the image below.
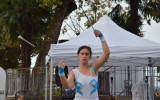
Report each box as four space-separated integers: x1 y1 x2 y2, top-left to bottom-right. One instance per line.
5 67 61 99
5 66 160 99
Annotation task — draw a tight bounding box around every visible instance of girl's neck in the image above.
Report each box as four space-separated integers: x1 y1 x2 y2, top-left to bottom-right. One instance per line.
77 63 90 75
78 63 89 69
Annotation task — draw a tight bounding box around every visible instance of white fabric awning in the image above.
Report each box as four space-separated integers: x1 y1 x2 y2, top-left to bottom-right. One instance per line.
47 15 160 67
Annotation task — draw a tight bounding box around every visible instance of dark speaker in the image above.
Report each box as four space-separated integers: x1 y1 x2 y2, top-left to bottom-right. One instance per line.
62 89 75 99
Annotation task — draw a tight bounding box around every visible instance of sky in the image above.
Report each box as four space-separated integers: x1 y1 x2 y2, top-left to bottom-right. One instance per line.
143 20 160 43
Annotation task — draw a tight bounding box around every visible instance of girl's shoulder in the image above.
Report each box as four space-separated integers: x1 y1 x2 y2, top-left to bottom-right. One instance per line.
72 68 79 75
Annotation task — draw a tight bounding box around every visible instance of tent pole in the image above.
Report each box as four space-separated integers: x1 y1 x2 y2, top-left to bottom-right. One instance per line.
50 58 53 100
151 65 154 100
148 57 154 100
45 66 47 100
45 59 50 100
146 65 149 100
114 66 116 95
127 66 130 95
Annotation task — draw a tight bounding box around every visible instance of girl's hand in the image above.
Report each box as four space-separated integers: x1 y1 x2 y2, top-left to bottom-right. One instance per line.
94 30 102 37
58 61 65 77
58 61 65 70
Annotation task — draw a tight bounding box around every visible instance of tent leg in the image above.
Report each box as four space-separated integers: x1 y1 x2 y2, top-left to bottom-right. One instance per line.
148 57 154 100
50 58 53 100
151 66 154 100
114 66 116 95
45 59 50 100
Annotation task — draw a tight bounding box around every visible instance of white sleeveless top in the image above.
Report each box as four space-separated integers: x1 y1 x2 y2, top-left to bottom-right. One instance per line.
72 66 99 100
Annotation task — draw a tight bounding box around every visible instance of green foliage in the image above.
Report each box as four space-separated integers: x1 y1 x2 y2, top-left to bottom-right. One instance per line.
108 4 127 26
0 0 53 48
108 4 144 36
75 0 160 37
0 0 53 68
43 88 61 96
36 0 62 7
75 0 111 28
0 45 20 70
108 0 160 36
141 0 160 23
0 0 52 42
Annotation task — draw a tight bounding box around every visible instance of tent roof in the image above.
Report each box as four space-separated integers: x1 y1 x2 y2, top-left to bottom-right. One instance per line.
47 15 160 66
60 15 160 46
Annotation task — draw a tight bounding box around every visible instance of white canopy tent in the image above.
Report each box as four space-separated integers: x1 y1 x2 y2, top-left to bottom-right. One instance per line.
46 15 160 100
47 15 160 67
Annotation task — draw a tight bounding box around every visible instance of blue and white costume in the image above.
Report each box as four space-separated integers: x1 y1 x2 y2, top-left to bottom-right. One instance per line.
72 65 99 100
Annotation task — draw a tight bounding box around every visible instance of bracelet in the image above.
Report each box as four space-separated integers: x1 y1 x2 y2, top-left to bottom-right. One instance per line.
58 65 65 77
97 30 105 42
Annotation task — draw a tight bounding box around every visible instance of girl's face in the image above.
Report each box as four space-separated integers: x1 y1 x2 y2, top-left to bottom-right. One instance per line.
78 48 91 63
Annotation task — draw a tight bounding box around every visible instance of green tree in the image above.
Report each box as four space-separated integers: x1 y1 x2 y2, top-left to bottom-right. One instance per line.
58 0 113 38
35 0 77 67
75 0 111 28
108 4 143 36
109 0 160 36
108 4 127 28
0 0 52 68
0 44 20 70
32 0 77 95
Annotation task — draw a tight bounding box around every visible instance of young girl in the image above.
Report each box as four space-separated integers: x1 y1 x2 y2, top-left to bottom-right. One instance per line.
58 29 110 100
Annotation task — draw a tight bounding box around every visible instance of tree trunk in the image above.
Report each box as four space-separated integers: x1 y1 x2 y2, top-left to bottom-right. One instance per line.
35 0 77 67
33 0 76 95
21 22 32 89
129 0 139 35
21 22 32 68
